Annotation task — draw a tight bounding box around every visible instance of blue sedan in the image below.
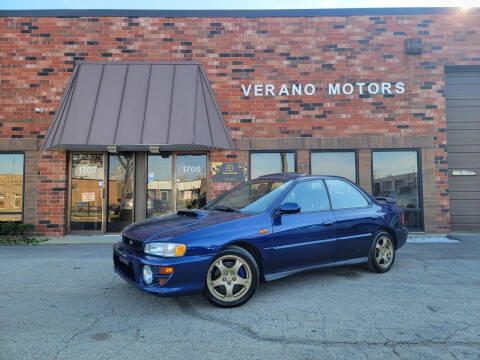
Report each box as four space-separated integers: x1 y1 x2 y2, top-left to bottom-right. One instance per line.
113 173 408 307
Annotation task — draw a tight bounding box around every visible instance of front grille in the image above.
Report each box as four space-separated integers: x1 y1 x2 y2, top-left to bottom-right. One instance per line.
113 254 135 281
122 235 143 251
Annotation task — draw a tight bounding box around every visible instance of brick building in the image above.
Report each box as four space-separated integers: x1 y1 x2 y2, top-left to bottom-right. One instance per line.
0 8 479 236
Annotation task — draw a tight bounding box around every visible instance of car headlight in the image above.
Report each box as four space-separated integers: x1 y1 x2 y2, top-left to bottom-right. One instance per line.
144 242 187 257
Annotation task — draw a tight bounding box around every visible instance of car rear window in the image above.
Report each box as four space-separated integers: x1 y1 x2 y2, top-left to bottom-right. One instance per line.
325 179 369 209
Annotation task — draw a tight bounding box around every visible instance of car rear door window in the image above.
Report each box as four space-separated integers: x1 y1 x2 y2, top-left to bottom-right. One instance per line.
325 179 369 210
281 180 330 213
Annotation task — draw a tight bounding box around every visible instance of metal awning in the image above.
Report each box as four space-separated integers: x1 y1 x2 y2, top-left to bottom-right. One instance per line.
41 61 234 151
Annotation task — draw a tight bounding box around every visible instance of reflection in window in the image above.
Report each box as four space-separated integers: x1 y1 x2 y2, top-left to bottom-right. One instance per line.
147 155 173 218
107 153 134 233
70 154 103 231
176 155 207 211
0 154 24 222
250 152 295 179
281 180 330 212
311 151 357 183
205 180 290 213
372 151 422 231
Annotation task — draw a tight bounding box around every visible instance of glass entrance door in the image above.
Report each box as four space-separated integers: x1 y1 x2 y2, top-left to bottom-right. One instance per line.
69 152 135 233
70 154 105 232
175 154 207 211
147 154 173 217
107 153 134 233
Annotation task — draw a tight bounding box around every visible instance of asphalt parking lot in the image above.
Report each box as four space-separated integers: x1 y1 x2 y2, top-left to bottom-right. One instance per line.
1 234 479 360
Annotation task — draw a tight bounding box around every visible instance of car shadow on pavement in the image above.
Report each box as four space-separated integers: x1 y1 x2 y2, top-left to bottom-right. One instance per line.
107 263 372 311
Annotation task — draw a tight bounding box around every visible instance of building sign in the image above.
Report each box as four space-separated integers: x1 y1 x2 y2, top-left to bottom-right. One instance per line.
212 162 247 183
81 192 96 202
241 82 405 96
183 190 192 200
451 169 478 176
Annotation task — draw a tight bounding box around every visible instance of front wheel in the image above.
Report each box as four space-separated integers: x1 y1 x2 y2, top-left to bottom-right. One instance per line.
204 246 259 308
368 232 396 273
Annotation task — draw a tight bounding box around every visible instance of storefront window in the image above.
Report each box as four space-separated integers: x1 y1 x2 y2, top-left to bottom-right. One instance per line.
147 155 173 217
0 154 24 222
310 151 357 183
176 155 207 211
250 152 295 179
372 150 422 231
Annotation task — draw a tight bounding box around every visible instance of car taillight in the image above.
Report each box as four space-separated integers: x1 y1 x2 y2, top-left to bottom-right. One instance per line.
401 212 405 225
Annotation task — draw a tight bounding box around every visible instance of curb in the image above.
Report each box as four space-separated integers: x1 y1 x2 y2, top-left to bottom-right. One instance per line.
37 235 120 245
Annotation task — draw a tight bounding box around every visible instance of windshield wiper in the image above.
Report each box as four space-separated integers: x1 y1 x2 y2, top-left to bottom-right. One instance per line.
212 205 240 213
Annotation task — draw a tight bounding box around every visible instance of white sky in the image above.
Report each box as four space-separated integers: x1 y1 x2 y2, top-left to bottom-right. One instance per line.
1 0 479 9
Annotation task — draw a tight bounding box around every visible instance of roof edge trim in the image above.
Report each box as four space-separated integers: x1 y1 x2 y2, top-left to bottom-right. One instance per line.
1 7 477 18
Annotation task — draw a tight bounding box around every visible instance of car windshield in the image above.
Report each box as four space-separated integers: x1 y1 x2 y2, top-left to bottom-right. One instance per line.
204 180 292 214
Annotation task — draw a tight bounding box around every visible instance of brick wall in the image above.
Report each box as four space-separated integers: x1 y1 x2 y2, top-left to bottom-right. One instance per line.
1 12 479 234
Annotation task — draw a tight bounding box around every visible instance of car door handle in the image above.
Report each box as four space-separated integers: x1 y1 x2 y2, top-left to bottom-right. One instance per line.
322 221 334 226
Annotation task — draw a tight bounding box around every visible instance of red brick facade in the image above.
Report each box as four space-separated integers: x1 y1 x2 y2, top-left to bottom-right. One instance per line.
1 10 479 235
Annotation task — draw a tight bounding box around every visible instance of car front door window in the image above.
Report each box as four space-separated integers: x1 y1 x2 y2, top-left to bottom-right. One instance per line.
280 180 330 213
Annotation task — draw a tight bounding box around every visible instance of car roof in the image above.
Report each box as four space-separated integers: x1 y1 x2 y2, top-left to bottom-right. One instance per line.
255 173 348 181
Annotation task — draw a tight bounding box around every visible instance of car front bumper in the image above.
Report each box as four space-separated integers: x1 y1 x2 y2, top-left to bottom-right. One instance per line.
113 242 213 296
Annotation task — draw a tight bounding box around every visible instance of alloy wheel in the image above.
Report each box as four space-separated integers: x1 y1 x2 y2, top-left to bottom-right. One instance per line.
375 236 394 268
206 255 252 302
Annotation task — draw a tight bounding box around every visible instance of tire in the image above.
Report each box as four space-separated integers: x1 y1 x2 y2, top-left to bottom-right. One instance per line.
204 246 259 308
368 231 396 273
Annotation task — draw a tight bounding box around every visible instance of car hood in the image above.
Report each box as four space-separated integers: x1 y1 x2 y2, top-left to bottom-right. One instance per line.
122 210 253 242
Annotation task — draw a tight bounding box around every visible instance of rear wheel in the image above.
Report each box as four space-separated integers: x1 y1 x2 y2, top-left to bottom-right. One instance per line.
204 246 259 307
368 232 396 273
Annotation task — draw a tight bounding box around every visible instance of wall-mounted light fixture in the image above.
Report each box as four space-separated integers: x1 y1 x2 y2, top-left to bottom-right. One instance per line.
149 145 160 153
405 38 423 54
34 107 44 113
107 145 118 153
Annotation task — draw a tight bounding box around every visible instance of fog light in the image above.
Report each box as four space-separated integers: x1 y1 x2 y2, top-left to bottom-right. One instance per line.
143 265 153 285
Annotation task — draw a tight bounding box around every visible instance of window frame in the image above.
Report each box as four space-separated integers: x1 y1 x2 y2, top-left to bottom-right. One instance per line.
249 150 297 180
0 151 25 222
324 178 372 211
309 149 359 184
370 148 424 231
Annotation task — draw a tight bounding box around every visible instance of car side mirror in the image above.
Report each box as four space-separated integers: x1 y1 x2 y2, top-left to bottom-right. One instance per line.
278 202 301 215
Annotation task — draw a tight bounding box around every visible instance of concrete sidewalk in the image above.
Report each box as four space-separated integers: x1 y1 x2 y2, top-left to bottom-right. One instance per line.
37 232 474 245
